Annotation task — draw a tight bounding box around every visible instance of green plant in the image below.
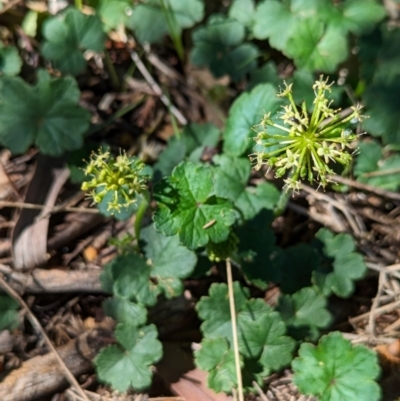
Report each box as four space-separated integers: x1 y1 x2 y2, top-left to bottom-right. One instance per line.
0 1 394 400
292 331 381 401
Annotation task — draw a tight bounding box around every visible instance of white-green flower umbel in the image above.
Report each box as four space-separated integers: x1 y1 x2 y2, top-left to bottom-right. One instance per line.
251 76 367 191
81 149 148 213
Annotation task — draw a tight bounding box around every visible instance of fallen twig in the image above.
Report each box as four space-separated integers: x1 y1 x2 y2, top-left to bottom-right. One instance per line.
0 274 90 401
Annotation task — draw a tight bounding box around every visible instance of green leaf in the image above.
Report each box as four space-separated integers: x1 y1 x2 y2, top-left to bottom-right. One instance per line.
280 244 320 294
127 0 204 43
223 83 283 156
212 153 281 218
103 297 147 325
0 294 19 331
196 283 295 390
0 71 90 155
191 15 259 83
277 287 331 340
141 224 197 298
319 0 386 35
0 44 22 76
313 229 366 298
362 82 400 145
154 123 220 179
196 282 249 343
107 253 160 306
285 18 348 73
195 337 238 393
292 331 381 401
42 8 106 75
236 209 283 285
241 312 295 377
354 141 400 191
252 0 297 51
153 161 236 249
97 0 130 29
228 0 255 28
95 323 162 392
248 61 280 90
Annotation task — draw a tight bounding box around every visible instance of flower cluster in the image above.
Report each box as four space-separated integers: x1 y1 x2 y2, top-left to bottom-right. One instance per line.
81 149 148 213
250 76 367 191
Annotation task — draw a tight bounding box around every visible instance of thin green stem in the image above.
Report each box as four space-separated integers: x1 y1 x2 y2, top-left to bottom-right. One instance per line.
104 50 120 91
74 0 83 10
134 190 150 248
226 259 244 401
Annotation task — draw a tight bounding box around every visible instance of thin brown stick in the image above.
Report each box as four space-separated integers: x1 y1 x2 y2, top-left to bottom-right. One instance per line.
129 49 188 125
368 270 386 338
0 274 90 401
0 200 99 214
331 175 400 201
0 0 23 14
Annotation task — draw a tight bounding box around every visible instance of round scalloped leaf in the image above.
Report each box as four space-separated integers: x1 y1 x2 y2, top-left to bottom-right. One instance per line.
0 71 90 155
153 161 236 250
228 0 255 28
97 0 131 29
141 224 197 298
195 337 238 393
191 15 259 83
292 331 381 401
223 83 283 156
41 8 106 75
127 0 204 44
95 323 162 392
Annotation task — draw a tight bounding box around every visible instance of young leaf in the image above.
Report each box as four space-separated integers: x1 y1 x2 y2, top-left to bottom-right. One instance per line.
195 337 238 393
191 15 259 83
292 331 381 401
0 71 90 155
313 229 366 298
0 294 19 331
95 323 162 392
153 161 236 249
127 0 204 44
41 8 106 75
0 43 22 76
141 224 197 298
223 83 283 156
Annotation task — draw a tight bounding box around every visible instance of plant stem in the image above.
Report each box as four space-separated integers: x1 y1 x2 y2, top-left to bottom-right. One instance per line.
104 49 120 91
274 188 291 216
226 258 244 401
134 190 150 247
74 0 83 10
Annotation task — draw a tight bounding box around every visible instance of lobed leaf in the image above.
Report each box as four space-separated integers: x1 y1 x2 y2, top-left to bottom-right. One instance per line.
42 8 105 75
292 331 381 401
153 161 236 249
0 71 90 155
95 323 162 392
